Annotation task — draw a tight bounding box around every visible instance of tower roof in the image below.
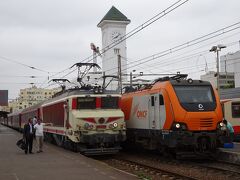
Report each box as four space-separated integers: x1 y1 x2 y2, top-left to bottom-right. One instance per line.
98 6 130 27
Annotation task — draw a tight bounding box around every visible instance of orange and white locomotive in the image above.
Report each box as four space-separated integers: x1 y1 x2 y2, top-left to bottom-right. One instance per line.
121 74 230 158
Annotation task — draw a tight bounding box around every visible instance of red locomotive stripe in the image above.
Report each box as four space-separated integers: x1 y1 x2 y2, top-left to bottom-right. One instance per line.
96 125 106 129
233 126 240 134
83 118 96 123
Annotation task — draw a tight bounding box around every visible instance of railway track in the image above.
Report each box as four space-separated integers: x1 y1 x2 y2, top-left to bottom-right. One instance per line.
191 160 240 177
98 152 240 180
102 158 197 180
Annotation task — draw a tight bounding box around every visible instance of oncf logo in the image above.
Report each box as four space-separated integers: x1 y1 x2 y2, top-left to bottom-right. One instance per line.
137 110 147 118
198 104 204 109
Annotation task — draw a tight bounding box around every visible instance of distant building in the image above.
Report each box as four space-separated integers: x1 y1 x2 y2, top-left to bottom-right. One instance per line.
8 86 60 112
220 51 240 87
200 71 235 90
220 87 240 99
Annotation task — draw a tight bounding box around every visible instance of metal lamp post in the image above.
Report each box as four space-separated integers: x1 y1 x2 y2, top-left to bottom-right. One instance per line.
209 44 227 94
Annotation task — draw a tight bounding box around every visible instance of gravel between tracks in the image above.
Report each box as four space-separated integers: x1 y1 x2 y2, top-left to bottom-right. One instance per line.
98 152 240 180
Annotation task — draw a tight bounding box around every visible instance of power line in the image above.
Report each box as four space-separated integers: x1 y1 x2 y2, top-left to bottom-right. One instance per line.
42 0 189 84
141 40 240 73
60 0 190 70
134 34 240 72
0 55 51 73
102 21 240 76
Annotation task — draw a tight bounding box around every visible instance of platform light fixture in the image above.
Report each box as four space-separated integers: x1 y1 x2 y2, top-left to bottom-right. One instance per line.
209 44 227 94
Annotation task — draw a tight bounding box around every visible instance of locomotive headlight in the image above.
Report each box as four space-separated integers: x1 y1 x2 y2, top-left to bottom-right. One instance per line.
172 122 188 131
187 78 193 84
99 88 103 93
113 122 118 128
217 122 226 131
175 123 181 128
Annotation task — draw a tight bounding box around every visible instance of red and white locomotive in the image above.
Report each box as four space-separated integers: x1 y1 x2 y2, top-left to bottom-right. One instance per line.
6 63 126 155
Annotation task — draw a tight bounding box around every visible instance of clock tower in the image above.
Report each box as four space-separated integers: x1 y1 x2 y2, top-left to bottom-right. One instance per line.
98 6 131 85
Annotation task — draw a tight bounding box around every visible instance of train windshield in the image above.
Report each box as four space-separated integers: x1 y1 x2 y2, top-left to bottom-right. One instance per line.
77 97 96 109
174 86 214 103
101 97 119 109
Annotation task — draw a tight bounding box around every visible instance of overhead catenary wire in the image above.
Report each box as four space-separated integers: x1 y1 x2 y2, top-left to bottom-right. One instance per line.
101 21 240 76
0 55 51 73
48 0 189 83
71 0 190 66
40 0 193 88
140 40 240 73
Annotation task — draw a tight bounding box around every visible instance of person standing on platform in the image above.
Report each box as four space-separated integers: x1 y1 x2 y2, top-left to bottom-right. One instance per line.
223 119 234 141
34 119 45 153
23 118 34 154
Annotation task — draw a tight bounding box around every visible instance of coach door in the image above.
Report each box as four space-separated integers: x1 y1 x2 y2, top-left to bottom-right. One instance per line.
149 94 159 129
149 93 166 129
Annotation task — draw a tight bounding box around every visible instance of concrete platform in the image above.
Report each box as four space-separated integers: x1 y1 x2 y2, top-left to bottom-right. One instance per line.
0 124 137 180
218 142 240 165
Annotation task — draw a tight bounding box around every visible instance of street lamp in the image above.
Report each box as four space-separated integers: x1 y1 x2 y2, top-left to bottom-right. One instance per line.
209 44 226 94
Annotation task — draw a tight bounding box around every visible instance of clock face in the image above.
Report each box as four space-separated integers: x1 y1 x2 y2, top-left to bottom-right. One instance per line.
111 31 121 41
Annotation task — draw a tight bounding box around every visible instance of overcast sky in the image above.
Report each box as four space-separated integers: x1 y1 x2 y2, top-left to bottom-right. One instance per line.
0 0 240 100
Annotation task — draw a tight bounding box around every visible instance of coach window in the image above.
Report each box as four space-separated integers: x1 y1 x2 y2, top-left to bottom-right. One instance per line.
159 95 164 105
232 102 240 118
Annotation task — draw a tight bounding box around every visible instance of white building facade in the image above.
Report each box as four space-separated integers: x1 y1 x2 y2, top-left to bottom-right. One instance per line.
9 86 60 112
97 6 130 89
200 71 235 90
220 51 240 87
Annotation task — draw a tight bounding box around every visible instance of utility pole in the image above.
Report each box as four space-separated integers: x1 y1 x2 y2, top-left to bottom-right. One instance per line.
225 55 228 85
216 49 220 94
210 44 226 95
130 72 133 87
118 54 122 94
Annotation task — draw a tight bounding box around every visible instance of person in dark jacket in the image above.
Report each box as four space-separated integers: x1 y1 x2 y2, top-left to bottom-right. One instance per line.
23 118 34 154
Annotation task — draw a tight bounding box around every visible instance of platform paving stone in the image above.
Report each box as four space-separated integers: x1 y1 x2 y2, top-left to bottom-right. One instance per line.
0 124 137 180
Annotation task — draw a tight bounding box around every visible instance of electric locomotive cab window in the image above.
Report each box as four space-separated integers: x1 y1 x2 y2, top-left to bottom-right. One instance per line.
173 85 216 111
101 97 119 109
77 97 96 109
232 102 240 118
174 86 214 103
